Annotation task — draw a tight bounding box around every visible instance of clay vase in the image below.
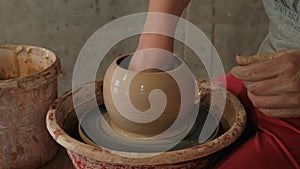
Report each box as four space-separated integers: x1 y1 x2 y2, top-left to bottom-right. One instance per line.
103 54 197 138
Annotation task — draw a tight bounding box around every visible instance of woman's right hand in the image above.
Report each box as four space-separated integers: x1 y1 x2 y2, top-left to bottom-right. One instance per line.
128 34 175 71
128 0 191 71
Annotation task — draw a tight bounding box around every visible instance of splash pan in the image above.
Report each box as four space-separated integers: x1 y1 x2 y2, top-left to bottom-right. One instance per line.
46 79 246 169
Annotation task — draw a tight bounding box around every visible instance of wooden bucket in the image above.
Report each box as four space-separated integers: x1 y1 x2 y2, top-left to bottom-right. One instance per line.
0 45 61 169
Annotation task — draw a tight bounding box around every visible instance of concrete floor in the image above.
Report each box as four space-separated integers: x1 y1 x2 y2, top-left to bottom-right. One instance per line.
0 0 269 95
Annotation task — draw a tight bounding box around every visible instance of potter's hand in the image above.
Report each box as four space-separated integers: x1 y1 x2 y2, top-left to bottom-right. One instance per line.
128 34 174 71
128 0 191 71
230 49 300 118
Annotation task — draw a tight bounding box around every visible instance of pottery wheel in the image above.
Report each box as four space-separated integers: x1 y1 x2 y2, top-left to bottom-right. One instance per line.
79 105 220 153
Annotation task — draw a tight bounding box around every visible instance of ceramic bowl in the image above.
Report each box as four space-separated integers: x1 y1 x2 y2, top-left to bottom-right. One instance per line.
46 79 247 169
103 54 197 138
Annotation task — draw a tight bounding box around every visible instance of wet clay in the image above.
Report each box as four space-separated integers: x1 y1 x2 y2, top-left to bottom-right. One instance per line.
103 54 196 138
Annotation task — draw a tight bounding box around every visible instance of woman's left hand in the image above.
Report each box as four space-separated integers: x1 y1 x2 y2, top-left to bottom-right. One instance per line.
230 49 300 118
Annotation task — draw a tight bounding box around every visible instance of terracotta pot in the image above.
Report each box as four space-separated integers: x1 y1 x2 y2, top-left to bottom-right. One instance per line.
0 45 61 169
46 79 247 169
103 54 197 138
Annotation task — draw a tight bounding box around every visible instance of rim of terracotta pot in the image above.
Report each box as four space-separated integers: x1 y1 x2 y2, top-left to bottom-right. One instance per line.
0 45 61 90
46 79 246 166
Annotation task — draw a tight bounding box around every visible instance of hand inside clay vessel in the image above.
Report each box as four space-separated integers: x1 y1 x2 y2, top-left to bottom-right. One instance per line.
128 34 174 71
128 0 191 71
128 41 174 71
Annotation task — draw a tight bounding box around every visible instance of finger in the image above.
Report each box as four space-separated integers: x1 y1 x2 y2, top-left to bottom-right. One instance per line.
245 76 300 95
236 49 296 66
259 107 300 118
236 53 280 66
230 57 287 81
247 91 300 109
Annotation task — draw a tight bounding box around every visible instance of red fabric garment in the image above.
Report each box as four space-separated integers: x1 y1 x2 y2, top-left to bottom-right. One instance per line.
214 74 300 169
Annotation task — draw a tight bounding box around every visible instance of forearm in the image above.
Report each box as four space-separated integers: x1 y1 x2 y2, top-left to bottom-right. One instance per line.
147 0 191 15
138 0 191 51
130 0 191 71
